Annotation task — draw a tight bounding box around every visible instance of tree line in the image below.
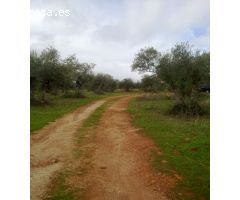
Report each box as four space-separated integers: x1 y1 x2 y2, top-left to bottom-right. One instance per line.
31 42 210 115
30 47 141 104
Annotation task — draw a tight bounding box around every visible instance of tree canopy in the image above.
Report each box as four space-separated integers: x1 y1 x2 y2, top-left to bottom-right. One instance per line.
30 47 118 103
131 42 210 115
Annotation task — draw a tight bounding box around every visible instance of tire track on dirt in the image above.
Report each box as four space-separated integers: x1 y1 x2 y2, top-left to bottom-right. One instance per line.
30 100 106 200
82 96 175 200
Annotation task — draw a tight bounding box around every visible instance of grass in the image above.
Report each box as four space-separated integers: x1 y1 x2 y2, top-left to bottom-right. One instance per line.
30 91 126 133
73 99 114 158
128 93 210 200
45 169 76 200
45 99 115 200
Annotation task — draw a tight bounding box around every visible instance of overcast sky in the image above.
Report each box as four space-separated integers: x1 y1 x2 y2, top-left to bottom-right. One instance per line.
31 0 209 81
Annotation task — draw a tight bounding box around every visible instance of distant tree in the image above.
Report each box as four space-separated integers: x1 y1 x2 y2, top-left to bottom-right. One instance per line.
30 50 41 100
75 63 95 96
61 55 79 95
141 75 163 92
91 73 117 94
119 78 134 92
106 77 118 92
134 81 141 90
38 46 63 102
30 46 121 104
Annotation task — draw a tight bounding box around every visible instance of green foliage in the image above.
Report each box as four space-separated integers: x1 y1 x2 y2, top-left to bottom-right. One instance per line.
45 170 76 200
30 91 128 132
119 78 134 92
169 100 204 117
38 47 63 95
91 73 117 94
31 92 108 132
156 43 209 103
128 94 210 200
75 63 95 94
141 75 164 92
31 47 72 103
131 47 159 73
131 42 210 115
61 55 80 93
30 47 97 103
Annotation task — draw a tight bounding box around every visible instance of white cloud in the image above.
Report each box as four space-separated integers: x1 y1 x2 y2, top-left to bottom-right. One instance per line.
31 0 209 81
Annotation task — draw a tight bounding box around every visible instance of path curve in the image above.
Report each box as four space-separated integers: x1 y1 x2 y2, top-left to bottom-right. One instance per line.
30 100 106 200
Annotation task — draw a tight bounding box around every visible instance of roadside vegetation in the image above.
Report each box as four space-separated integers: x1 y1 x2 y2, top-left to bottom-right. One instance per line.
30 46 139 132
132 42 210 116
31 46 139 105
30 91 128 132
127 42 210 199
128 93 210 199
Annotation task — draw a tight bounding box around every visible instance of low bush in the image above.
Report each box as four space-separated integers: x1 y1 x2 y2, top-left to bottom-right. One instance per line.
169 101 204 117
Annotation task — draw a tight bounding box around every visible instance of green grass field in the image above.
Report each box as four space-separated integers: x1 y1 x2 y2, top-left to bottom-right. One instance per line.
128 93 210 200
30 91 126 133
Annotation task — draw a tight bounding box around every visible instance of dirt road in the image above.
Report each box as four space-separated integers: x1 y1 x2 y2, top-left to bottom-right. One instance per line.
82 96 172 200
31 100 106 200
31 96 174 200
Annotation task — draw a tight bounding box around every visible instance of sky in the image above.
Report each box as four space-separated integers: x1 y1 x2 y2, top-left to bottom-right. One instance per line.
31 0 209 81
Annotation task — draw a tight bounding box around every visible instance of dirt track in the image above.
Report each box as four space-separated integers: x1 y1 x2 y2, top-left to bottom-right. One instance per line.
83 96 172 200
30 100 106 200
31 96 174 200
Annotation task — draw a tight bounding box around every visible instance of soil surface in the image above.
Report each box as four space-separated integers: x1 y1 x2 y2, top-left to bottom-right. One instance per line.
30 100 106 200
31 96 175 200
82 96 173 200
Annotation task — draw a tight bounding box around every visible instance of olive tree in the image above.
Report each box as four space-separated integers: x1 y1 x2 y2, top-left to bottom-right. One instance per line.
141 75 163 92
132 42 210 115
119 78 134 92
30 47 63 102
156 43 210 105
131 47 159 73
30 47 97 102
61 55 79 95
30 50 41 100
38 47 63 102
91 73 117 94
75 63 95 96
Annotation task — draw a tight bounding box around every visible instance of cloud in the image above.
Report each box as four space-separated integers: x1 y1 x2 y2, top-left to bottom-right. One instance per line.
31 0 209 81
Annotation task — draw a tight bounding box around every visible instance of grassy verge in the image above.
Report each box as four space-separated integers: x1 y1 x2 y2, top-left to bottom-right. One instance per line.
45 169 76 200
128 93 210 200
73 100 113 158
45 99 115 200
31 91 126 133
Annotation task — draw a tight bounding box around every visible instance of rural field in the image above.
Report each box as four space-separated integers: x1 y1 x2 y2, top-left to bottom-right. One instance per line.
31 92 209 200
30 1 210 199
30 43 210 200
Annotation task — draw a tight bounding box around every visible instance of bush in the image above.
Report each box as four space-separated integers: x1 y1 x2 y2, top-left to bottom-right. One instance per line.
30 97 50 106
62 92 86 98
169 101 204 117
119 78 134 92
